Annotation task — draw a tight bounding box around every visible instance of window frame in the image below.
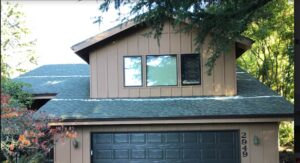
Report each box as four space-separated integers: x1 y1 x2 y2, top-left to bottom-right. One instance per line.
146 54 178 87
181 53 201 86
123 55 143 87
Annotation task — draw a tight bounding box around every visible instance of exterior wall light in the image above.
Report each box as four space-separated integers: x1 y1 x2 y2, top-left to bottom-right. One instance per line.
253 136 260 145
72 139 79 149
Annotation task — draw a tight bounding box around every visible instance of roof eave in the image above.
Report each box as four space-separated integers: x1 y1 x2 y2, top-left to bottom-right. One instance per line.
48 114 294 126
235 36 254 58
71 20 138 52
71 20 142 63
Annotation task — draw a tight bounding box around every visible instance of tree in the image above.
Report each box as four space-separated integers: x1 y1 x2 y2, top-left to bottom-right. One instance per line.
1 1 37 78
97 0 273 74
237 0 294 149
1 78 77 162
237 0 294 103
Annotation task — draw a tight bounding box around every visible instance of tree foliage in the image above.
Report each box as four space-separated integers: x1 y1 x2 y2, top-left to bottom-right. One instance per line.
1 79 77 162
279 121 294 149
1 1 37 78
97 0 273 74
237 0 294 149
237 0 294 103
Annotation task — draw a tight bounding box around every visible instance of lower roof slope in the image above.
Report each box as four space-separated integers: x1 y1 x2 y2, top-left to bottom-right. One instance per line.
14 64 293 121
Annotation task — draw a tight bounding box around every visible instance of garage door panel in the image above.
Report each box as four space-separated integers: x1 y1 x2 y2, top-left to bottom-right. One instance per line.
182 133 198 143
219 149 234 159
131 149 146 159
200 132 217 143
113 134 129 143
218 132 237 143
114 149 129 159
94 149 112 159
131 133 146 143
183 149 200 159
92 131 240 163
94 134 112 144
202 149 217 159
147 133 163 143
201 143 236 149
165 133 181 143
165 148 181 159
148 148 163 159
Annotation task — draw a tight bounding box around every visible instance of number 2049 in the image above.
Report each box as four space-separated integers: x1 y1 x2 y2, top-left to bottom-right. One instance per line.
241 132 248 157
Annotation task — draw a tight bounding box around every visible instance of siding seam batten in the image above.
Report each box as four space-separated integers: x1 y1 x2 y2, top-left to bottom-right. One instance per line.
137 34 140 96
106 46 109 97
116 42 119 97
96 53 98 98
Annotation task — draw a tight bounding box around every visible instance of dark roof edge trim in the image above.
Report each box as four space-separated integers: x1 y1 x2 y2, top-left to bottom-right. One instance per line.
71 20 138 53
32 93 57 100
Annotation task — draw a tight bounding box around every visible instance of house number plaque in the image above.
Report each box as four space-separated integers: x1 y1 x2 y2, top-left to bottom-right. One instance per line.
241 131 248 157
240 129 250 163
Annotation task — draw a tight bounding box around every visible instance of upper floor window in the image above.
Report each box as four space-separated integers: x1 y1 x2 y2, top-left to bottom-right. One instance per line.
124 56 142 86
181 54 201 85
146 55 177 86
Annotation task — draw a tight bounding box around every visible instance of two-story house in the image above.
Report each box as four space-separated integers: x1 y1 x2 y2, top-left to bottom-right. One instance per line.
16 19 293 163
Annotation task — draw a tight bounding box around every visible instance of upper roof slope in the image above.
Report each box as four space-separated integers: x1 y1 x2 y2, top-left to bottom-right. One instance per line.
14 64 293 121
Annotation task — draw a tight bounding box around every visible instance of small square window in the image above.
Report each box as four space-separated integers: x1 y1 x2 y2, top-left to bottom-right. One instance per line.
181 54 201 85
124 56 142 86
146 55 177 86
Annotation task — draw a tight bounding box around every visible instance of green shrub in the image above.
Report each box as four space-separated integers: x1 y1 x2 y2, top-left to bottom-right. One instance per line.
279 121 294 149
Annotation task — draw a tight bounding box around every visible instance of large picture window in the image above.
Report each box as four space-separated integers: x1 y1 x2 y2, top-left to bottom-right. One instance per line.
146 55 177 86
181 54 201 85
124 56 142 86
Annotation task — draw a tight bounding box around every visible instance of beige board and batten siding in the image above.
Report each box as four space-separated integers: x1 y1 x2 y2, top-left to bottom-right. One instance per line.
54 123 279 163
89 21 236 98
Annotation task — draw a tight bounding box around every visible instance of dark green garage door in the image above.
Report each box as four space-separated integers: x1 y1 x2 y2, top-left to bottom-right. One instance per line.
91 131 240 163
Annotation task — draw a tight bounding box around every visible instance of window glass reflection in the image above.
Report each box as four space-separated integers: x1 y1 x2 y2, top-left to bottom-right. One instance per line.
147 55 177 86
124 56 142 86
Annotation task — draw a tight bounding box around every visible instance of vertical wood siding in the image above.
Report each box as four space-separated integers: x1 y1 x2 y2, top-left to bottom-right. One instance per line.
71 128 83 163
224 46 237 95
54 135 71 163
54 123 279 163
90 52 97 98
107 43 118 97
89 21 236 98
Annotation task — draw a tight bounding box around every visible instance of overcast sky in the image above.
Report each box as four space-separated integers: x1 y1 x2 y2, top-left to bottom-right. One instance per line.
18 1 128 68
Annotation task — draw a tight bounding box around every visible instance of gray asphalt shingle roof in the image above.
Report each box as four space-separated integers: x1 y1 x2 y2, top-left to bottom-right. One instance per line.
15 64 293 121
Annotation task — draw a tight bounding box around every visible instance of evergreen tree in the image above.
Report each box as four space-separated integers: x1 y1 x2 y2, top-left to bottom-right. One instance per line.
97 0 273 74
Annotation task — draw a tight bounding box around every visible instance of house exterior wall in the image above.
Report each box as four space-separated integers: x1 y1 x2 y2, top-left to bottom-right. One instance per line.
89 22 236 98
54 122 279 163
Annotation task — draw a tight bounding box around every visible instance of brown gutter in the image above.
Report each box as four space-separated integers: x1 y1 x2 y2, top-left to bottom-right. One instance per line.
48 114 293 126
48 117 293 126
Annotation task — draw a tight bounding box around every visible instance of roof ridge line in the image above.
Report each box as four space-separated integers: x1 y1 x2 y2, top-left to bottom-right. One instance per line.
51 95 282 102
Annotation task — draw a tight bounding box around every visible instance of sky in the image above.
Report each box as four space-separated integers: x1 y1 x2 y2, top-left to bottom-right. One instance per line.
17 1 129 68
